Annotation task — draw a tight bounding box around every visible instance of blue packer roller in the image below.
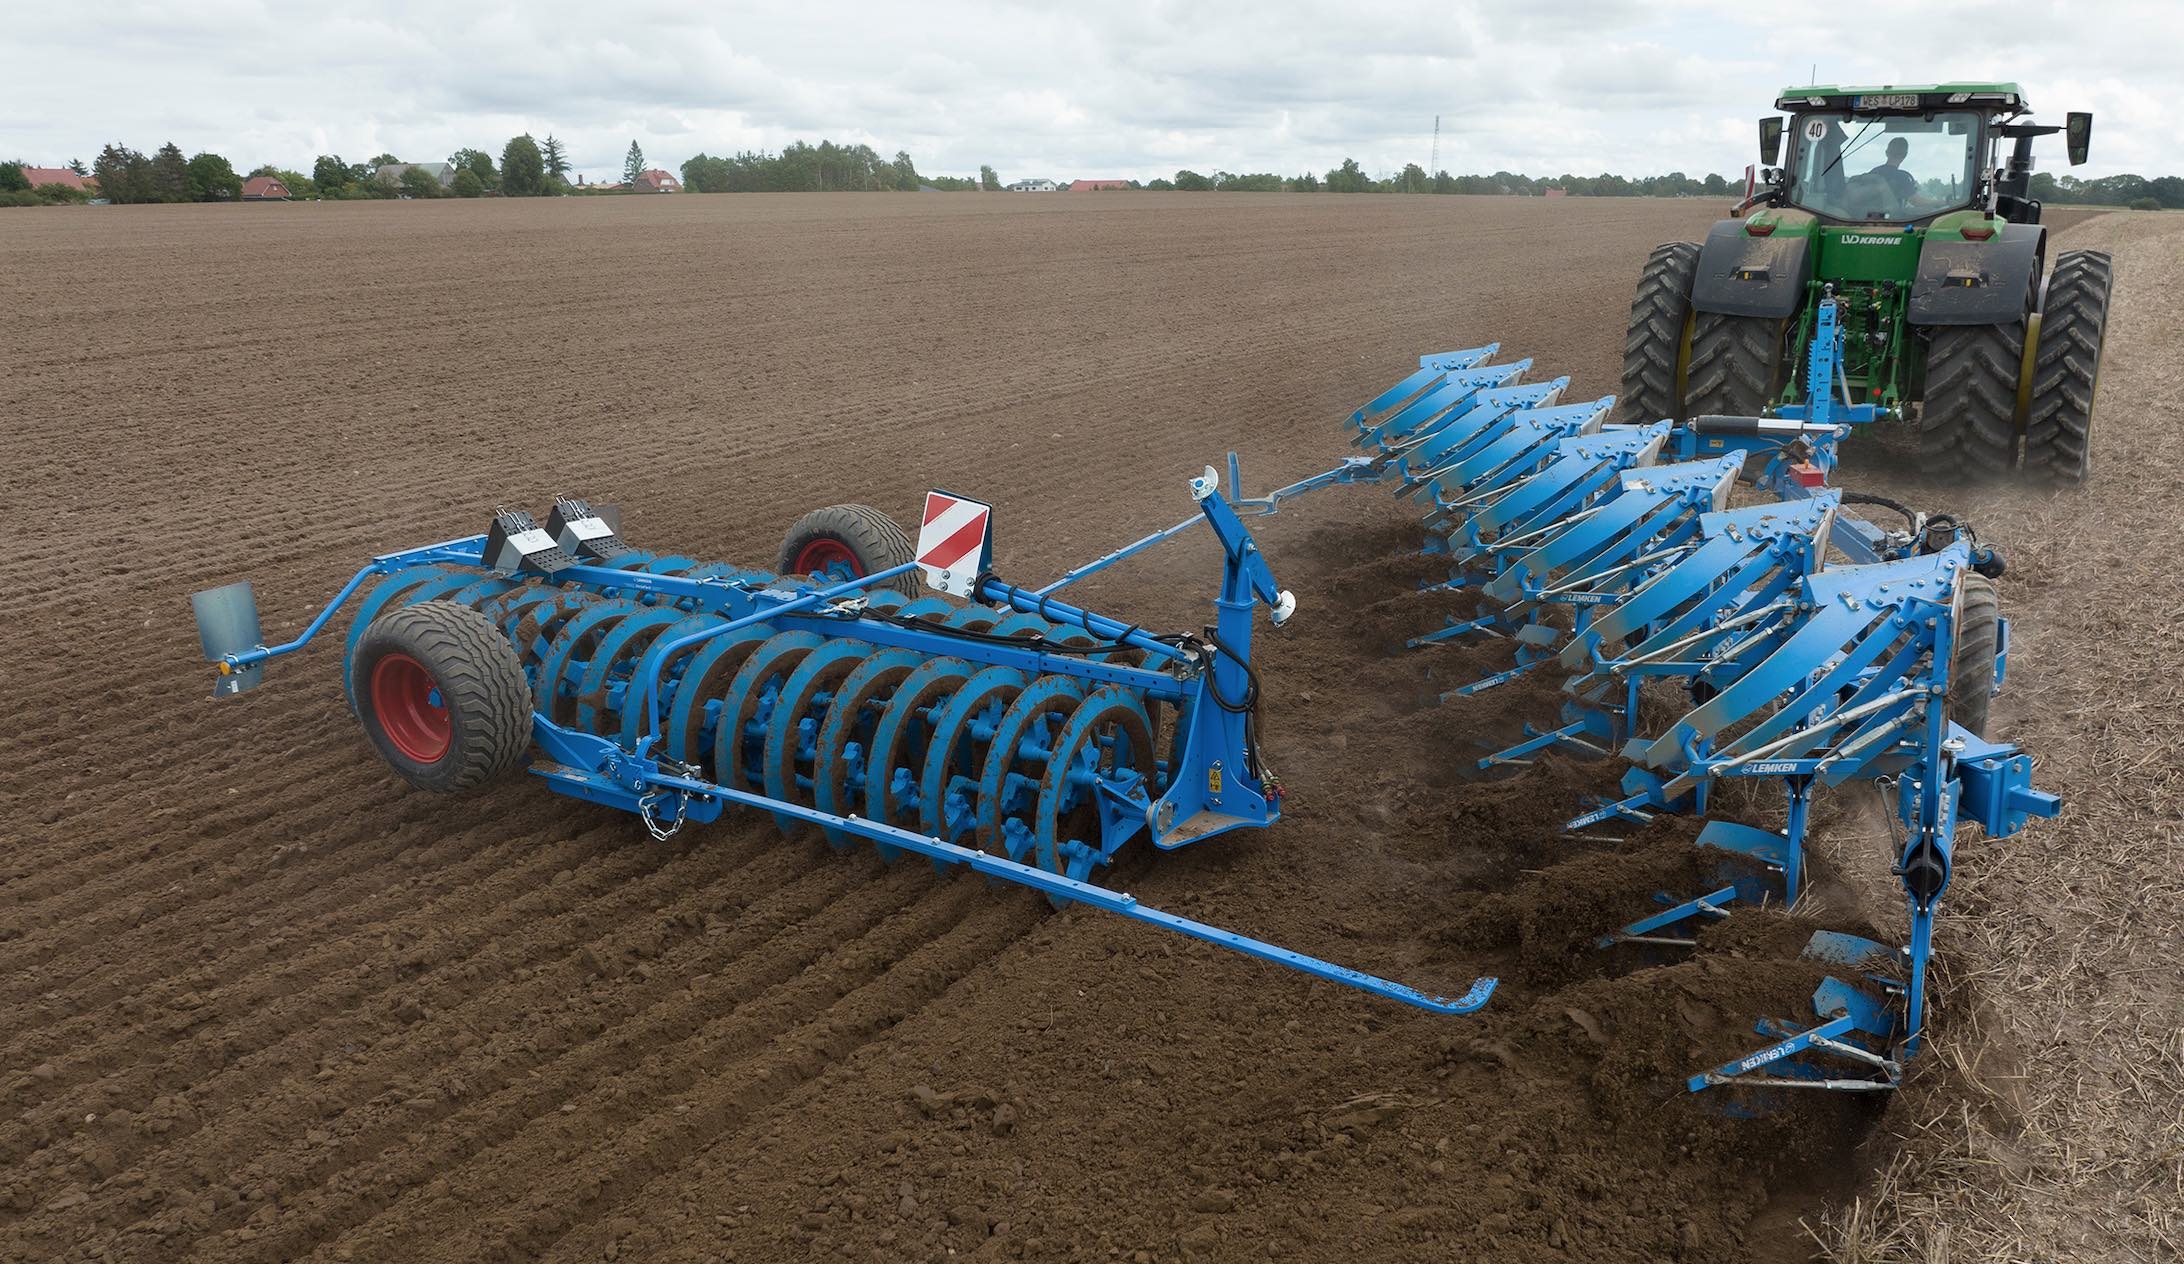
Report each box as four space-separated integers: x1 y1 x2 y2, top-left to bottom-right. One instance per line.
192 469 1498 1018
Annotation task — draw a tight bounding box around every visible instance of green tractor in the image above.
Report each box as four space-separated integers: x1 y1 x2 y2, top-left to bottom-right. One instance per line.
1620 82 2113 484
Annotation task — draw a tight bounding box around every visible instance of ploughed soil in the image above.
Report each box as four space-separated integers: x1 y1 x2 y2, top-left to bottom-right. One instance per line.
0 193 2163 1264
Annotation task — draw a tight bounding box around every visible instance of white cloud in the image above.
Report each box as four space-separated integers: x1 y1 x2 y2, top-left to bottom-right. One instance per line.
0 0 2166 182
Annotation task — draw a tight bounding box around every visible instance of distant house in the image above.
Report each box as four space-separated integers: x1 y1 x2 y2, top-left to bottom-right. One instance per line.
1543 187 1569 200
1067 179 1130 192
1006 178 1059 193
632 169 682 193
372 162 456 191
21 166 89 191
241 176 292 201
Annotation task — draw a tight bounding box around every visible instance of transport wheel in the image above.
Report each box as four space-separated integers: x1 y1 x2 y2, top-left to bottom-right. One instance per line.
350 601 530 794
1616 241 1700 425
778 504 920 596
341 567 457 706
1681 311 1787 420
1946 574 1999 740
2021 250 2112 486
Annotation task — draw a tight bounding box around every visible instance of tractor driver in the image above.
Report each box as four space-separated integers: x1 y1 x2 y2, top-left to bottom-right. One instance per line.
1864 137 1921 208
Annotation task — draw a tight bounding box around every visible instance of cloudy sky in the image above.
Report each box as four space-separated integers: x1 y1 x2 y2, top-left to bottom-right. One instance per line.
3 1 2169 184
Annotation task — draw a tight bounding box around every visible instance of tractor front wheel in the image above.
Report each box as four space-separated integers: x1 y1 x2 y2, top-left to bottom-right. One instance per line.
2022 249 2113 486
350 601 532 793
1918 322 2025 481
1681 312 1786 419
1616 241 1700 425
778 504 920 596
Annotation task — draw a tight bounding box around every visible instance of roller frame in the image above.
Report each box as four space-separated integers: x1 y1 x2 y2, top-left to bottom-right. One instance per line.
196 475 1499 1019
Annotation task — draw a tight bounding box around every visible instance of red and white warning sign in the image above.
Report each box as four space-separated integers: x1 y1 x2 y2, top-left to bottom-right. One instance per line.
916 490 994 596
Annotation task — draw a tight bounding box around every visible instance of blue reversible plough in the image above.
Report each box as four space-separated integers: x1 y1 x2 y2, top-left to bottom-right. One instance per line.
195 290 2057 1099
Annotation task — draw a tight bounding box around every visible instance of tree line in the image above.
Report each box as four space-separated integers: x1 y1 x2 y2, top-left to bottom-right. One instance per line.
86 143 248 203
656 152 1764 198
2029 171 2182 210
1012 162 2184 207
6 133 590 204
1145 162 1742 196
678 142 1007 193
304 133 574 200
1142 161 2183 207
13 136 2181 210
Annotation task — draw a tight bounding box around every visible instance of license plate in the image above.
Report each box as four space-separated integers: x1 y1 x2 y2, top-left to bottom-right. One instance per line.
1854 93 1919 110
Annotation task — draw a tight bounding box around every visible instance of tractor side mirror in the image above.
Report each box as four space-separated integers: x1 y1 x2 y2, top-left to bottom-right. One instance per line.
2065 112 2092 166
1759 117 1785 167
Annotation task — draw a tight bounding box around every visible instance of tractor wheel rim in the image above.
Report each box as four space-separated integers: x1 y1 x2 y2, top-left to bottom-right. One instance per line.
793 537 861 578
371 652 451 763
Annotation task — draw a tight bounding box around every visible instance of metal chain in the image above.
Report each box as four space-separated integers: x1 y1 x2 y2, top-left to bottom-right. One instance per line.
637 790 689 841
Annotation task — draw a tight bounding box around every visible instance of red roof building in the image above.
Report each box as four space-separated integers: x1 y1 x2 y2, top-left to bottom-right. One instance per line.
1068 179 1131 192
632 169 682 194
241 176 292 201
21 167 89 191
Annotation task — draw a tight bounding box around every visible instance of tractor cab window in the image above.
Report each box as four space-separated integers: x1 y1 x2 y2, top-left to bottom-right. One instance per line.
1787 111 1981 222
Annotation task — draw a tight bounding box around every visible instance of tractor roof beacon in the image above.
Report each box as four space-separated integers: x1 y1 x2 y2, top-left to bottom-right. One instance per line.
1617 82 2113 486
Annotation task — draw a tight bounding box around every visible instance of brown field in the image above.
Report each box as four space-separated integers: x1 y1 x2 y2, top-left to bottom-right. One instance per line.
2 193 2176 1264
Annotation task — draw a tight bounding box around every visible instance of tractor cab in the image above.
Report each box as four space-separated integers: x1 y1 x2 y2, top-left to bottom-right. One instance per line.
1784 108 1983 223
1760 84 2092 227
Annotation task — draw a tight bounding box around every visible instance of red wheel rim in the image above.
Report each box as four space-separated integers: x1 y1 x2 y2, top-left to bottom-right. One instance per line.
370 652 451 763
793 537 861 576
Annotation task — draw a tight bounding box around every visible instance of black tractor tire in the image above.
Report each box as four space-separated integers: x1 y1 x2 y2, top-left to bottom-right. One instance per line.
778 504 921 596
350 601 532 793
2022 249 2113 486
1946 574 1999 740
1917 321 2026 481
1682 312 1787 419
1616 241 1701 425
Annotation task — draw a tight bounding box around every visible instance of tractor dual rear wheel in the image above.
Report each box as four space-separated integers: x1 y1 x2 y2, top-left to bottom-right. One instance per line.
2022 249 2113 487
1682 311 1788 419
350 601 532 793
1616 241 1700 425
1918 321 2025 482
